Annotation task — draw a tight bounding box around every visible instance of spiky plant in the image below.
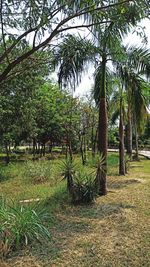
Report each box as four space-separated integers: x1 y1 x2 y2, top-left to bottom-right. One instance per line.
0 197 50 257
92 154 107 195
60 158 76 193
71 171 96 204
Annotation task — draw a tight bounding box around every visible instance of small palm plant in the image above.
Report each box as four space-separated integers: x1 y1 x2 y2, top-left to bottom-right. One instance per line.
93 154 107 195
60 160 96 204
60 158 76 193
72 171 96 204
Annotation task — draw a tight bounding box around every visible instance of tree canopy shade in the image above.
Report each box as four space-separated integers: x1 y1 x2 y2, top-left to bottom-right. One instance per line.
0 0 149 84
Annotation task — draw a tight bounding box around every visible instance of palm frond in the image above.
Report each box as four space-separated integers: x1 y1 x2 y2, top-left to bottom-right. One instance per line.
131 75 150 133
126 46 150 78
93 63 113 105
111 109 120 125
53 34 97 89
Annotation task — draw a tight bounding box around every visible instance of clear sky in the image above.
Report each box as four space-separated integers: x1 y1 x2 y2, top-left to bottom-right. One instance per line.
74 18 150 97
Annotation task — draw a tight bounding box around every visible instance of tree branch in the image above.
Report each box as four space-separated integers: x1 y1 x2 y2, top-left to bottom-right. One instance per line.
0 0 10 64
0 0 132 82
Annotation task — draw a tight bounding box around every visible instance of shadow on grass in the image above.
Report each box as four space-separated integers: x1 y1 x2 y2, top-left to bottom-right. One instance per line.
0 165 13 182
70 202 135 221
108 170 119 176
109 179 141 189
130 165 144 168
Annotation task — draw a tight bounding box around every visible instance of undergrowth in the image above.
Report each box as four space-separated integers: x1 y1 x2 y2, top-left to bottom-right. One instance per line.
0 197 51 257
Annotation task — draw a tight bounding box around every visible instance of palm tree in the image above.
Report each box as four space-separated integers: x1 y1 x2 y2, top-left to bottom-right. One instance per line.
118 46 150 159
119 85 126 175
54 4 148 195
126 73 149 160
109 77 127 175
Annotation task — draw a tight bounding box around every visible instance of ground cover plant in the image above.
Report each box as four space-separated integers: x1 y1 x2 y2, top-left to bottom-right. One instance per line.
24 160 52 184
0 198 51 258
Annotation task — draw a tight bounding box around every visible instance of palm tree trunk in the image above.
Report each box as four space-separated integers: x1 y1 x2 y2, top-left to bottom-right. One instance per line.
134 112 139 161
5 144 10 164
97 55 107 195
126 100 133 159
80 134 85 165
83 134 86 164
119 96 125 175
91 114 95 157
135 126 139 161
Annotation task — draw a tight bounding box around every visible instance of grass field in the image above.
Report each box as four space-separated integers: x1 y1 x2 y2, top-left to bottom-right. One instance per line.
0 154 150 267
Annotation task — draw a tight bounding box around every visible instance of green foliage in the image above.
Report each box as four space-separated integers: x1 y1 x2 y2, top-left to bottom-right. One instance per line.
0 197 50 257
88 154 106 169
23 160 52 184
60 158 76 191
54 34 96 89
60 158 96 204
72 171 96 204
60 158 76 178
108 127 119 148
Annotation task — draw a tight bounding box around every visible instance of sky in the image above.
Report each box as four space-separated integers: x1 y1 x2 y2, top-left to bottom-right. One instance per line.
74 18 150 97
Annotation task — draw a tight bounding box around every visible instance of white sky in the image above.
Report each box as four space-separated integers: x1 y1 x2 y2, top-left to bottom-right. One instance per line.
74 18 150 97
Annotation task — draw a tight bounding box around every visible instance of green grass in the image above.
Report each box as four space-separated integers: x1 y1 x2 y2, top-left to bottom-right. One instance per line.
0 153 118 202
0 154 150 267
0 198 51 257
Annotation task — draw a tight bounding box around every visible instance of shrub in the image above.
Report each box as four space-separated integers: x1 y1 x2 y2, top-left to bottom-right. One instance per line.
71 171 96 204
0 197 50 257
60 158 76 192
24 160 51 184
60 159 96 204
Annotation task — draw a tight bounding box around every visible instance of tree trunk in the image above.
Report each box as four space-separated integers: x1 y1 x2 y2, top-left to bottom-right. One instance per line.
93 127 98 157
80 134 86 165
5 144 10 164
135 127 139 161
134 113 139 161
97 98 107 195
97 55 107 196
83 134 86 163
119 97 125 175
68 140 73 161
43 143 46 156
49 141 53 153
33 138 36 159
126 100 133 159
91 114 96 158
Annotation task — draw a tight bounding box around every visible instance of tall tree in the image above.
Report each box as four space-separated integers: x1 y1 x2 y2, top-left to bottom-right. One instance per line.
1 0 144 85
118 46 150 159
54 1 147 194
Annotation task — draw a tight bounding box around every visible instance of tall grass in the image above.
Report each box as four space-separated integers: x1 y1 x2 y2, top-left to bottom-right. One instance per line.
0 197 51 257
23 160 52 184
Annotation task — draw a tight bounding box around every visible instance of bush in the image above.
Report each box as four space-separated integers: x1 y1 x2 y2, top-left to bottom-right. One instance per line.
0 197 50 257
60 159 96 204
24 160 51 184
60 158 76 192
71 171 96 204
